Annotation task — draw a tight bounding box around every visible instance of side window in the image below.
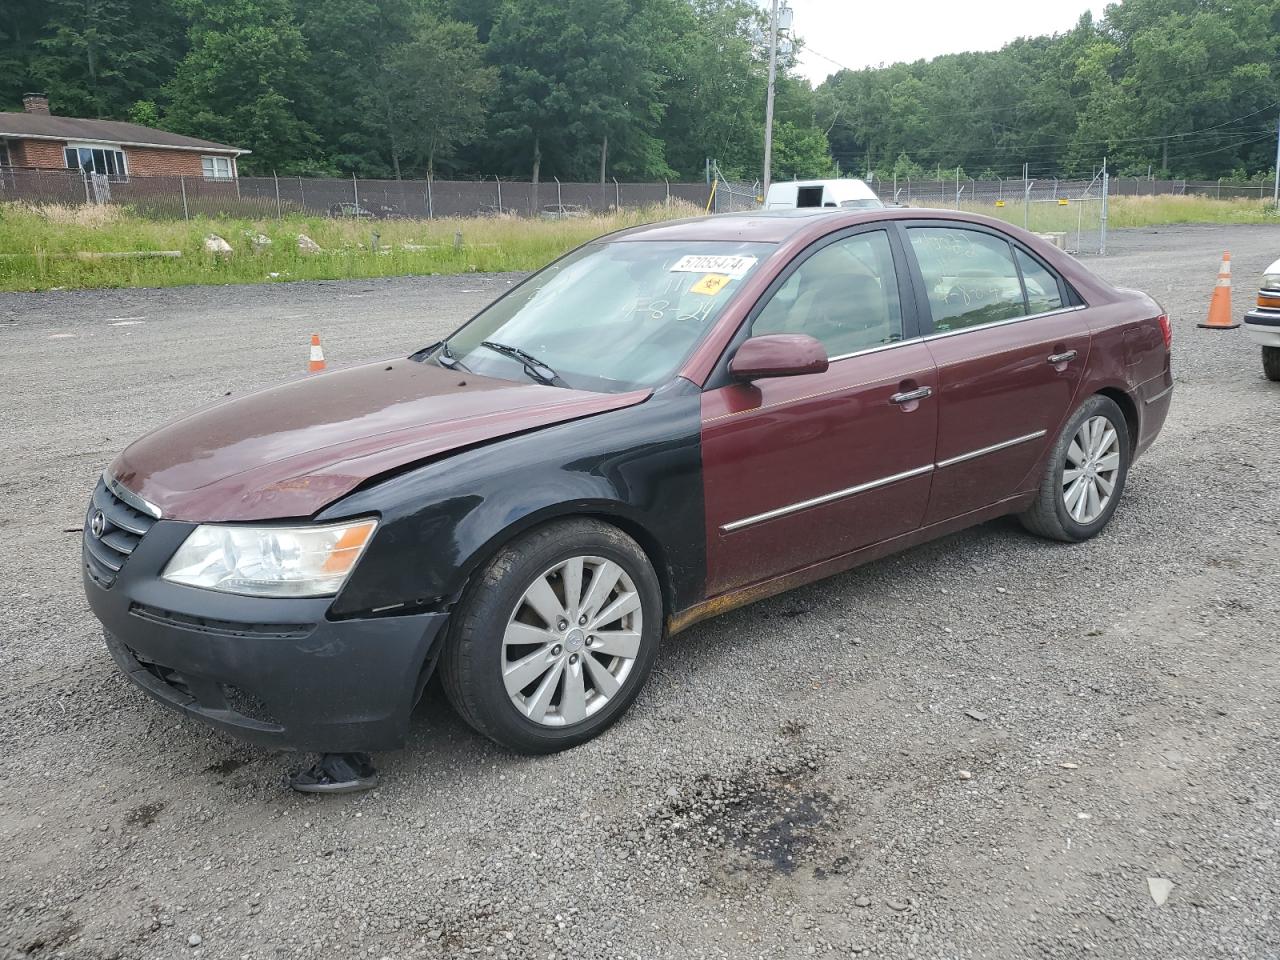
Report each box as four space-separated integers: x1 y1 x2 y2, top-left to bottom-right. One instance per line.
907 227 1026 332
1015 248 1065 314
752 230 904 357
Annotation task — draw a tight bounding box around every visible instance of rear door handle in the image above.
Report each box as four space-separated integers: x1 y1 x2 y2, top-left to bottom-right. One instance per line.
1047 350 1078 364
890 386 933 404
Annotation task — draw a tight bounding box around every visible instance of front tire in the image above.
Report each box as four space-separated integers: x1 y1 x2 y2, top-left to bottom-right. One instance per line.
1263 346 1280 382
1019 394 1130 543
440 519 663 754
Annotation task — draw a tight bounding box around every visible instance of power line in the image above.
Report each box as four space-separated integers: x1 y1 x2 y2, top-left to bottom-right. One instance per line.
824 99 1280 152
805 46 1279 95
807 46 1279 134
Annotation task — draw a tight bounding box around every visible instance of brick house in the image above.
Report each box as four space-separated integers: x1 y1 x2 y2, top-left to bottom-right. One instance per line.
0 93 249 179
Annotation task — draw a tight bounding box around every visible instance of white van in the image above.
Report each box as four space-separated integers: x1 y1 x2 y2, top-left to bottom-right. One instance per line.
764 178 883 211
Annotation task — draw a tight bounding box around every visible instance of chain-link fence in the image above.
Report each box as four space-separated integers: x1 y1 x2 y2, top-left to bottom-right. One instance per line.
0 166 712 220
705 167 1113 254
709 178 761 213
868 175 1111 255
1184 179 1277 200
9 161 1269 256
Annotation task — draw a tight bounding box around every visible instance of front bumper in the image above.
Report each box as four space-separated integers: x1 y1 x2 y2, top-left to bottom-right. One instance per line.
83 515 447 753
1243 309 1280 348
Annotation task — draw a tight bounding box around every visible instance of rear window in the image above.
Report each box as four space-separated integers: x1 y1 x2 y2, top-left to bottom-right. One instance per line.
1015 248 1065 314
796 186 824 208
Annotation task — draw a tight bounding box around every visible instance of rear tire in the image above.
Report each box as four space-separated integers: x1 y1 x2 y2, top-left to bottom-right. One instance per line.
1263 346 1280 382
1019 394 1130 543
440 519 663 754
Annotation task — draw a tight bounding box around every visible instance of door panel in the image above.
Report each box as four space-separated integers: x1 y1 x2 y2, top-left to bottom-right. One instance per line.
701 343 937 596
922 313 1090 524
899 223 1091 525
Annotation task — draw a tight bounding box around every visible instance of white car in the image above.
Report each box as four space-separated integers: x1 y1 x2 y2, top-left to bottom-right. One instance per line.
764 178 883 211
1243 257 1280 381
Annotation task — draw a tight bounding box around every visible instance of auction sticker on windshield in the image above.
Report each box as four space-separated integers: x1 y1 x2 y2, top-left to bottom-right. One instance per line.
689 274 731 295
669 254 757 278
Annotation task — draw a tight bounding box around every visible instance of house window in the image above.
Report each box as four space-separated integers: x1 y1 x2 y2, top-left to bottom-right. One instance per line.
0 141 11 167
65 144 127 179
202 155 233 179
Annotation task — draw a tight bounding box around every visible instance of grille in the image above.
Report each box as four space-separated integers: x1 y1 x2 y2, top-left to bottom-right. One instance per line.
135 654 194 699
84 477 158 587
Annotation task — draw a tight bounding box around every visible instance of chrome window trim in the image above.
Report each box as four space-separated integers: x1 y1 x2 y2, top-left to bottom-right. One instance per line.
104 471 162 519
825 335 921 364
720 464 934 533
921 304 1087 343
822 294 1085 361
935 430 1047 469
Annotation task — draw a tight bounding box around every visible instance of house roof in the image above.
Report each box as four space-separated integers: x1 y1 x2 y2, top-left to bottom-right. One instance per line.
0 112 249 155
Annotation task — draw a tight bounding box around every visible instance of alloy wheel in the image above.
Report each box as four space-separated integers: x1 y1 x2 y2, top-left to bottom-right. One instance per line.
1062 415 1121 525
501 555 643 727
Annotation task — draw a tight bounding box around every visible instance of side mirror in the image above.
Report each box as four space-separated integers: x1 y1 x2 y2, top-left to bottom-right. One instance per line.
729 334 829 380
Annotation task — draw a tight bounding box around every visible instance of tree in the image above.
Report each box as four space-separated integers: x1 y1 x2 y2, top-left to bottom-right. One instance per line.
655 0 766 178
163 0 317 173
0 0 57 109
771 121 833 180
28 0 183 119
485 0 669 191
297 0 416 176
376 13 497 177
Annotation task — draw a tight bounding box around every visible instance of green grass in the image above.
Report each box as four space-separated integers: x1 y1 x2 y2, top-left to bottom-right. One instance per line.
1099 194 1280 228
1 193 1275 292
967 194 1280 234
0 201 702 292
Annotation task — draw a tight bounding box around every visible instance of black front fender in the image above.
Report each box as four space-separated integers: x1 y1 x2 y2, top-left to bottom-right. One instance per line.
321 378 706 621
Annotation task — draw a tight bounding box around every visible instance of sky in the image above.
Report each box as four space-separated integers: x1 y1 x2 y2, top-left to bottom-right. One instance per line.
791 0 1108 85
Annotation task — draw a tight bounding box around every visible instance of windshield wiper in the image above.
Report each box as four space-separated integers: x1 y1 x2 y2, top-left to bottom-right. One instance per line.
479 341 565 386
434 340 471 373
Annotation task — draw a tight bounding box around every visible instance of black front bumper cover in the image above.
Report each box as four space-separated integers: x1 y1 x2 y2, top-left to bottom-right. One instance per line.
83 516 447 753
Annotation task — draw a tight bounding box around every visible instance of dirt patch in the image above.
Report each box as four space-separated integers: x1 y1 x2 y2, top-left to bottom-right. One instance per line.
203 756 247 777
654 741 834 875
124 801 165 829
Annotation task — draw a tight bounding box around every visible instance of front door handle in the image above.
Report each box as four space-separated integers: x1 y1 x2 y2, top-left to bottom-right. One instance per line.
890 385 933 405
1047 350 1078 364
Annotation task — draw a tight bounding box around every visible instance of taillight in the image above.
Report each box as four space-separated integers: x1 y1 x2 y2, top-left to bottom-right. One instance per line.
1157 313 1172 350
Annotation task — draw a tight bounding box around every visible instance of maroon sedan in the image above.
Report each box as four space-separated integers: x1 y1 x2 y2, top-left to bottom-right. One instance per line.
84 209 1172 760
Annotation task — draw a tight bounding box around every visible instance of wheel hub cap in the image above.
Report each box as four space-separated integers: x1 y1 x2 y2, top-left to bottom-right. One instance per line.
499 555 643 728
1062 414 1121 525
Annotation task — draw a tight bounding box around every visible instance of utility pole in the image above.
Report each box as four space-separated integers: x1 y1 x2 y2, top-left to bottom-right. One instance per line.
761 0 780 198
1273 110 1279 207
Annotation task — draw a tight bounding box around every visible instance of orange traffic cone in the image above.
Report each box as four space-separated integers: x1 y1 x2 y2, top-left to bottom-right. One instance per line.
1198 252 1239 329
308 333 326 372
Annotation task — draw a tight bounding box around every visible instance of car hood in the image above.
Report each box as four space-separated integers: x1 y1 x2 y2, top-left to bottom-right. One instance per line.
109 358 650 522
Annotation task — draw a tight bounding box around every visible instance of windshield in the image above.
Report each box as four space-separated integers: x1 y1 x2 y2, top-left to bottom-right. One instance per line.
430 239 774 392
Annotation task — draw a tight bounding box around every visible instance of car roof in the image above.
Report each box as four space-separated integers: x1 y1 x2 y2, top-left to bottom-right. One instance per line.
601 207 1111 304
606 209 852 244
605 207 1027 245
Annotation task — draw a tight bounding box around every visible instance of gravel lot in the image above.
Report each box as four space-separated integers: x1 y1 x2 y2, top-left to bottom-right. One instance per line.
1 223 1278 960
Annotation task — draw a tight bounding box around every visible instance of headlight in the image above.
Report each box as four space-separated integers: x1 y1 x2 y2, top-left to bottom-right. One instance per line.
161 518 377 597
1262 273 1280 292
